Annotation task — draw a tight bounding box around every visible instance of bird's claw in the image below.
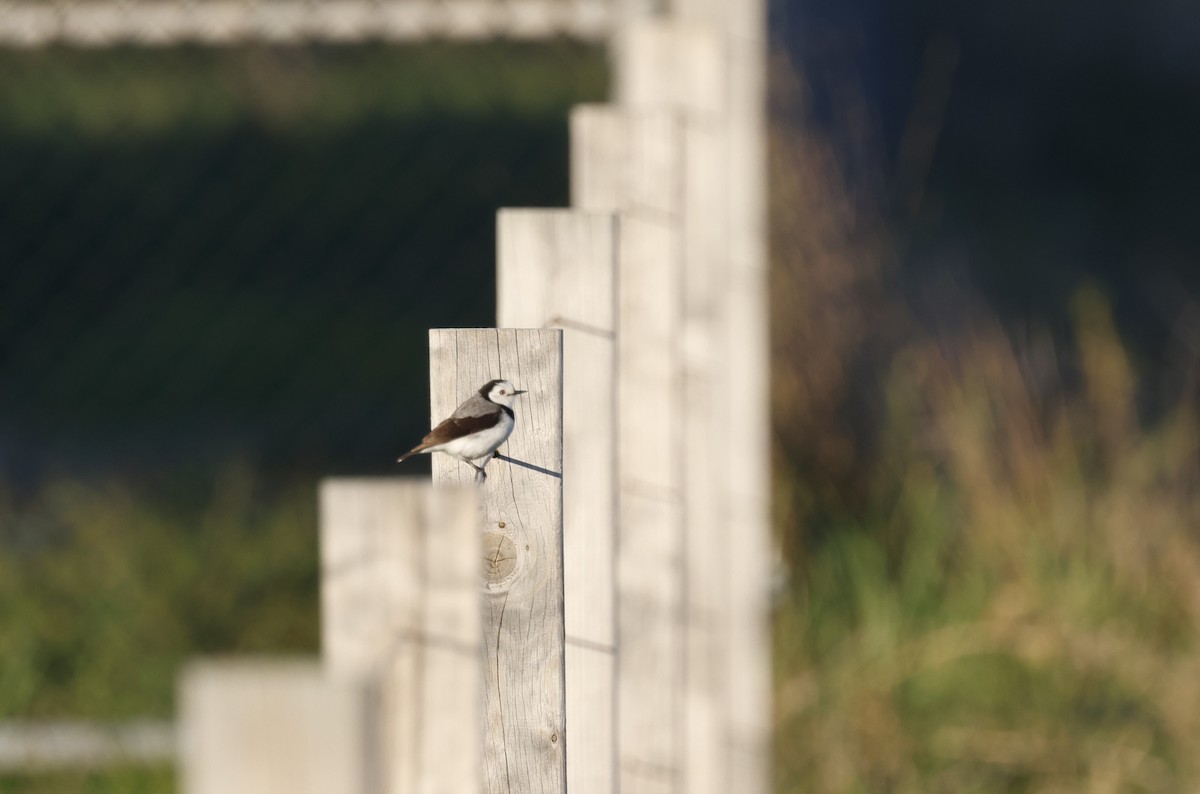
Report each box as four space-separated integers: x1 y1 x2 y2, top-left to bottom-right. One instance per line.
474 468 487 486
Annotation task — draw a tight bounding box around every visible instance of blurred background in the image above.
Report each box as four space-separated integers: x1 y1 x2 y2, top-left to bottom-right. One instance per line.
771 0 1200 790
0 12 607 791
3 0 1200 790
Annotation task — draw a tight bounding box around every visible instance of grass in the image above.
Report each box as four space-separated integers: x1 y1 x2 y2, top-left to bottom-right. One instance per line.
0 464 319 721
0 767 173 794
0 466 316 793
772 316 1200 789
768 62 1200 791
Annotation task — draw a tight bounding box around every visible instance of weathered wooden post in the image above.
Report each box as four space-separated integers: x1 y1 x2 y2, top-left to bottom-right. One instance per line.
617 23 735 794
575 7 771 792
179 660 374 794
619 11 772 793
428 327 565 793
571 105 686 794
497 208 619 794
320 480 482 793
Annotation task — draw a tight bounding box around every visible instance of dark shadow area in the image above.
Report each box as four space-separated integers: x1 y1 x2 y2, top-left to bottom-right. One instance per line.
494 453 561 479
0 43 608 490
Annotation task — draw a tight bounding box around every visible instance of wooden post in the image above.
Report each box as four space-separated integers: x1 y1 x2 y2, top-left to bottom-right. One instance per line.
572 106 686 794
621 23 734 794
428 327 565 794
620 13 772 794
615 21 724 114
691 10 774 791
179 660 373 794
585 7 771 791
320 479 482 794
617 214 686 794
496 209 618 794
570 105 681 218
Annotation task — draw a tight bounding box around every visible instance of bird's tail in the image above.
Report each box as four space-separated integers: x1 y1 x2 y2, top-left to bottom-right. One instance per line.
396 446 425 463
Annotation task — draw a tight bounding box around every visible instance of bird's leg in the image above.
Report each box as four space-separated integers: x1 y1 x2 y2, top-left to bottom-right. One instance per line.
474 454 499 485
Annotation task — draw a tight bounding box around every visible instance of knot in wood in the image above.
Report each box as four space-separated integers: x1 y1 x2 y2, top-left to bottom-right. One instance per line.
482 531 518 590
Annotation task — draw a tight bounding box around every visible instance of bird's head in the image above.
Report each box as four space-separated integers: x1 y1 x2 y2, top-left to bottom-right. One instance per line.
481 379 526 408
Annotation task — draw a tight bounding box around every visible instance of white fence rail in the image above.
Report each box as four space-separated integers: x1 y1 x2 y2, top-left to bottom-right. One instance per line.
0 0 612 46
0 721 174 770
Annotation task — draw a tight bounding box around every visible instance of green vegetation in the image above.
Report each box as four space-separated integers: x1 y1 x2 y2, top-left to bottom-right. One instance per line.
0 767 173 794
0 464 318 719
0 465 312 794
0 42 608 135
768 71 1200 789
773 305 1200 790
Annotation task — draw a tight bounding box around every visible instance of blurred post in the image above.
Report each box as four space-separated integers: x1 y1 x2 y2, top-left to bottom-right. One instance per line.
585 2 771 791
428 327 566 793
671 2 773 790
571 105 686 794
320 479 482 793
496 209 619 794
615 26 733 792
178 660 374 794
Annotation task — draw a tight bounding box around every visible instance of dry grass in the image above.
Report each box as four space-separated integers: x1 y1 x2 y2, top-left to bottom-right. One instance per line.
769 58 1200 792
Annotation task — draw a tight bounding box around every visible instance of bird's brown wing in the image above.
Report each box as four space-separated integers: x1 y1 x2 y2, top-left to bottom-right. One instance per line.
397 413 500 461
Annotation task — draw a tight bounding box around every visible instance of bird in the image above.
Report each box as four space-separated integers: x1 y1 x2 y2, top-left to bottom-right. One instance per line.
397 379 527 483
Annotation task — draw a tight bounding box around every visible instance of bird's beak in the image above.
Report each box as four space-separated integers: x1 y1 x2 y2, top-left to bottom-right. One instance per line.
514 389 528 395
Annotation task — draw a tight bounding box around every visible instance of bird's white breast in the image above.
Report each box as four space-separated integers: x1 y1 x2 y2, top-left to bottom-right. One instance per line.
438 410 514 462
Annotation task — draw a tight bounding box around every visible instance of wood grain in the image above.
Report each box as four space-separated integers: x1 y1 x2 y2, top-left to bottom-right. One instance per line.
497 209 618 794
429 327 565 794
